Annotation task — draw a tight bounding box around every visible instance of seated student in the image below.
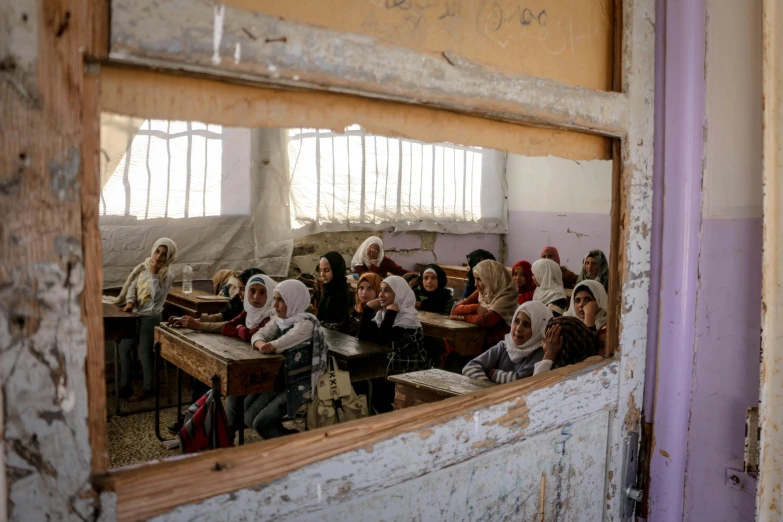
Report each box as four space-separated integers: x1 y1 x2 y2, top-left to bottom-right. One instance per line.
540 246 579 289
533 314 599 375
343 272 383 340
363 275 430 412
414 264 455 315
463 249 495 298
212 269 238 296
462 301 553 383
577 249 610 291
449 260 518 353
242 280 327 439
531 259 569 316
512 260 536 305
351 236 409 277
564 280 608 350
317 252 355 331
106 238 177 401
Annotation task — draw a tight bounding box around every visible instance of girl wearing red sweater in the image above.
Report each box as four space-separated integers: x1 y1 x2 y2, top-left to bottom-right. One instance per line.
351 236 409 277
512 260 536 304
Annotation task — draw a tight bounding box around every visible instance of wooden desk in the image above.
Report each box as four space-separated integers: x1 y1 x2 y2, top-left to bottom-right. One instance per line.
103 302 136 340
166 287 229 317
389 369 494 410
154 325 283 397
324 328 390 382
418 311 486 357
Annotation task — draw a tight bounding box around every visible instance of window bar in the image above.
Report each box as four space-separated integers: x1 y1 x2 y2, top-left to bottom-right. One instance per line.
396 139 403 217
203 136 209 217
315 131 322 224
144 131 152 219
440 146 446 216
164 120 172 217
452 147 457 217
469 151 475 221
359 131 366 223
418 143 423 214
431 144 436 216
462 149 467 220
346 132 351 221
184 122 193 218
121 130 134 216
373 136 380 223
383 137 390 218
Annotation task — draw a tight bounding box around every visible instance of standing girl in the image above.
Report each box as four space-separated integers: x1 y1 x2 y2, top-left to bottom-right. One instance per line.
246 280 327 439
108 238 177 401
351 236 409 277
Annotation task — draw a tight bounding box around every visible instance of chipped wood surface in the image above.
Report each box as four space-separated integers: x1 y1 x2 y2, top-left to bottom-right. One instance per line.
390 368 495 410
758 0 783 518
109 1 627 139
108 358 617 521
155 326 283 396
100 66 610 162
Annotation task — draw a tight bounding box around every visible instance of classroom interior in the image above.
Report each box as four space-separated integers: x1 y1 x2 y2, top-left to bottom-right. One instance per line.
100 114 614 468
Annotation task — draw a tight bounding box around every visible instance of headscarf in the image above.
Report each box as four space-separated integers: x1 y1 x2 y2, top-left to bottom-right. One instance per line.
317 252 350 324
244 274 277 328
220 268 264 321
354 272 383 313
351 236 384 269
414 264 452 313
540 246 561 265
472 260 519 325
512 260 536 295
504 301 553 362
565 280 608 330
531 259 567 306
577 249 610 290
374 275 421 329
545 316 599 368
274 279 327 393
103 237 177 305
464 249 496 297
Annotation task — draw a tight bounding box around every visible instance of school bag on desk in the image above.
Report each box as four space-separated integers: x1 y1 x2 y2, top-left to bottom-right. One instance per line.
306 356 368 429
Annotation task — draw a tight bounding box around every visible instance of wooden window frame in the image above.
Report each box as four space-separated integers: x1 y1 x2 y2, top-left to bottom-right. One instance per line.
80 0 655 520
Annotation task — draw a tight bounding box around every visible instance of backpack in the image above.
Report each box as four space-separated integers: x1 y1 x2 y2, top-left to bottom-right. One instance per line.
179 389 232 454
306 356 368 429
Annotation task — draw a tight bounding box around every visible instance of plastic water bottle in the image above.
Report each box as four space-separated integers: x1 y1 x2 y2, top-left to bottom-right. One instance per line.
182 264 193 294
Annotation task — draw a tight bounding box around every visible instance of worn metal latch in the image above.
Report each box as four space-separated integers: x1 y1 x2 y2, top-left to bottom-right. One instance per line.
621 432 642 520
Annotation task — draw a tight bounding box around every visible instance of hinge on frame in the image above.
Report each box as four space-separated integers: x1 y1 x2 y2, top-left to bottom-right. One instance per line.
620 432 643 521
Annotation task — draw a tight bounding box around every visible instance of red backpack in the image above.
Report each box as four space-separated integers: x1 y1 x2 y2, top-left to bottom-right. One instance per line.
179 389 232 454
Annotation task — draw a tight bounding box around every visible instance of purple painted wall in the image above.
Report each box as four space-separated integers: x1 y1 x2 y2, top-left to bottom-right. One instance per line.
380 231 501 269
505 210 610 271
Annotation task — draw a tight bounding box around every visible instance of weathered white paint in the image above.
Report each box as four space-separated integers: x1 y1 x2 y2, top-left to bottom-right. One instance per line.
108 0 630 137
506 154 612 214
148 363 618 520
758 0 783 519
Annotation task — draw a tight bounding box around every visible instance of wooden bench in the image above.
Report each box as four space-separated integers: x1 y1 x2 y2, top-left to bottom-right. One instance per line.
389 369 494 410
324 328 390 382
166 287 230 317
418 310 486 357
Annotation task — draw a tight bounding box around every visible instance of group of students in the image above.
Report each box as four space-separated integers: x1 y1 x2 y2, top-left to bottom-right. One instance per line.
105 234 610 445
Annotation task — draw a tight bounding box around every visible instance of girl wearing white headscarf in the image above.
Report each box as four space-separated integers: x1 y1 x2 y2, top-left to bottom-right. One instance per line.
462 301 553 384
564 279 609 349
109 238 177 401
242 280 327 439
363 275 429 412
531 259 568 316
351 236 410 277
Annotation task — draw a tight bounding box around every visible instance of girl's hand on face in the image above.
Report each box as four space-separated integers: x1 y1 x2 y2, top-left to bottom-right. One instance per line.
121 303 134 313
386 303 400 313
583 301 599 324
149 264 160 275
366 299 382 310
543 325 564 360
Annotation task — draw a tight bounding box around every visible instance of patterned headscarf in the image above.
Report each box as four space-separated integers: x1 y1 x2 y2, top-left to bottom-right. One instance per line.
472 260 519 325
577 249 610 290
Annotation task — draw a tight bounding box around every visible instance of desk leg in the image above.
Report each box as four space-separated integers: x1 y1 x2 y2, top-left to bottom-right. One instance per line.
210 375 220 450
114 341 121 417
154 341 166 442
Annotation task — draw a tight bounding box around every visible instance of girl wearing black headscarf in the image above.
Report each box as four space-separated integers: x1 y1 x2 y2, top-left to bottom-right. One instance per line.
414 264 454 315
317 251 355 331
463 249 496 298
